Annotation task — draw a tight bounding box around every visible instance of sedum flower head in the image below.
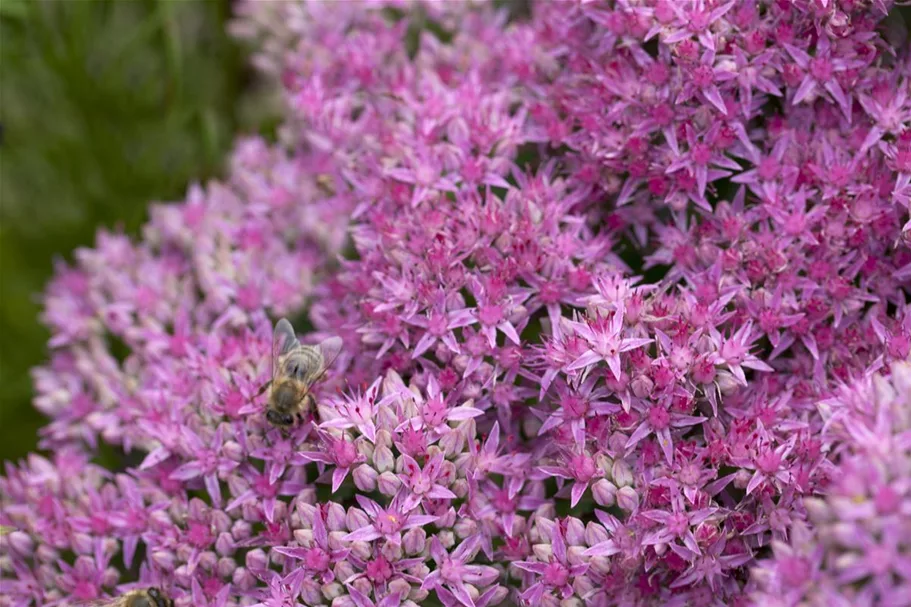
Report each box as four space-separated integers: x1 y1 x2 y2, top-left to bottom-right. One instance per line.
3 0 911 606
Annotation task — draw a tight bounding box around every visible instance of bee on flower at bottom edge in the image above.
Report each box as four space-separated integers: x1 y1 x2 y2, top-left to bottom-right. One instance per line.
263 317 342 428
76 588 173 607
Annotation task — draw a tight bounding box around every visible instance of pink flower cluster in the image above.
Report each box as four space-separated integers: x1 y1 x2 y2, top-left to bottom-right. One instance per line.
2 1 910 606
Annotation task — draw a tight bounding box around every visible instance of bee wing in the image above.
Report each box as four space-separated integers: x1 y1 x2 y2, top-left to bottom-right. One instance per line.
70 598 122 607
315 336 343 377
273 318 301 381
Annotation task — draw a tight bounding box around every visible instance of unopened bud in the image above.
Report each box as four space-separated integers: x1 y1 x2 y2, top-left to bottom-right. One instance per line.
592 479 618 507
322 582 344 600
631 375 654 398
217 556 236 578
7 531 33 556
533 543 553 561
346 507 369 532
232 566 256 590
489 586 509 605
377 471 401 495
617 486 640 512
595 452 613 475
373 445 395 472
584 522 609 547
438 530 456 549
353 464 378 492
716 370 740 395
454 517 478 539
611 460 634 487
246 549 268 572
803 498 832 523
327 502 347 531
403 527 426 555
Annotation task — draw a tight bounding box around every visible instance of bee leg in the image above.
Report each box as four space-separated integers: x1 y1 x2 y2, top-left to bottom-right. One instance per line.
255 380 272 397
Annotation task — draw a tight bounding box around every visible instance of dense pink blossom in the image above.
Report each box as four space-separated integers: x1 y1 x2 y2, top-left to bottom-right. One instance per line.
2 1 910 606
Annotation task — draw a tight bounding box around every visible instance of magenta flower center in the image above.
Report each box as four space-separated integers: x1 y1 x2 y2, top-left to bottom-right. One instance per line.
366 556 393 582
755 451 782 475
647 407 671 430
478 304 504 326
331 439 358 468
562 395 588 419
304 547 330 571
570 454 597 482
423 397 448 427
187 521 215 548
440 559 464 584
375 511 404 535
542 561 570 587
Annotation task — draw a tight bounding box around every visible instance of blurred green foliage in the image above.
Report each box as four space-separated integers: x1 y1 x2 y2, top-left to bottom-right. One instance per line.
0 0 275 463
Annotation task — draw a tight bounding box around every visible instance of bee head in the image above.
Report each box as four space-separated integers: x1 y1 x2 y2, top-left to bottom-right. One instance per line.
266 409 295 426
147 587 172 607
130 588 171 607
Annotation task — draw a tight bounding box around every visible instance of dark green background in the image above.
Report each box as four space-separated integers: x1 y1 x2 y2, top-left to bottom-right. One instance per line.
0 0 277 463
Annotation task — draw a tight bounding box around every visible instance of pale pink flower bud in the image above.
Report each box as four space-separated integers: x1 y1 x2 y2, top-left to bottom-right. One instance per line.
346 507 370 531
98 567 118 591
533 543 553 561
198 550 217 571
321 582 344 600
438 530 456 549
327 502 347 530
592 479 618 506
611 460 634 487
294 528 314 547
232 567 256 590
617 486 639 512
215 531 235 556
353 464 378 491
7 531 34 556
373 445 395 472
436 507 457 528
300 579 322 605
452 478 469 497
377 471 402 495
454 517 478 539
389 578 412 597
490 586 509 605
246 549 268 572
217 556 237 578
151 550 175 571
357 440 375 460
585 522 609 547
631 375 654 398
328 530 347 551
223 440 244 461
403 527 427 555
351 540 372 560
72 533 93 555
565 517 586 545
295 503 316 527
409 587 429 602
334 560 357 583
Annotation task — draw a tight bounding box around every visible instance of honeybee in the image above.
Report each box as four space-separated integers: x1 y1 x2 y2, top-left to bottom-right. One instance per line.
77 588 173 607
265 318 342 427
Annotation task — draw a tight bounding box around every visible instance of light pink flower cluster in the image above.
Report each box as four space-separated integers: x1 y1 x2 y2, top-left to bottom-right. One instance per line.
2 1 910 606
